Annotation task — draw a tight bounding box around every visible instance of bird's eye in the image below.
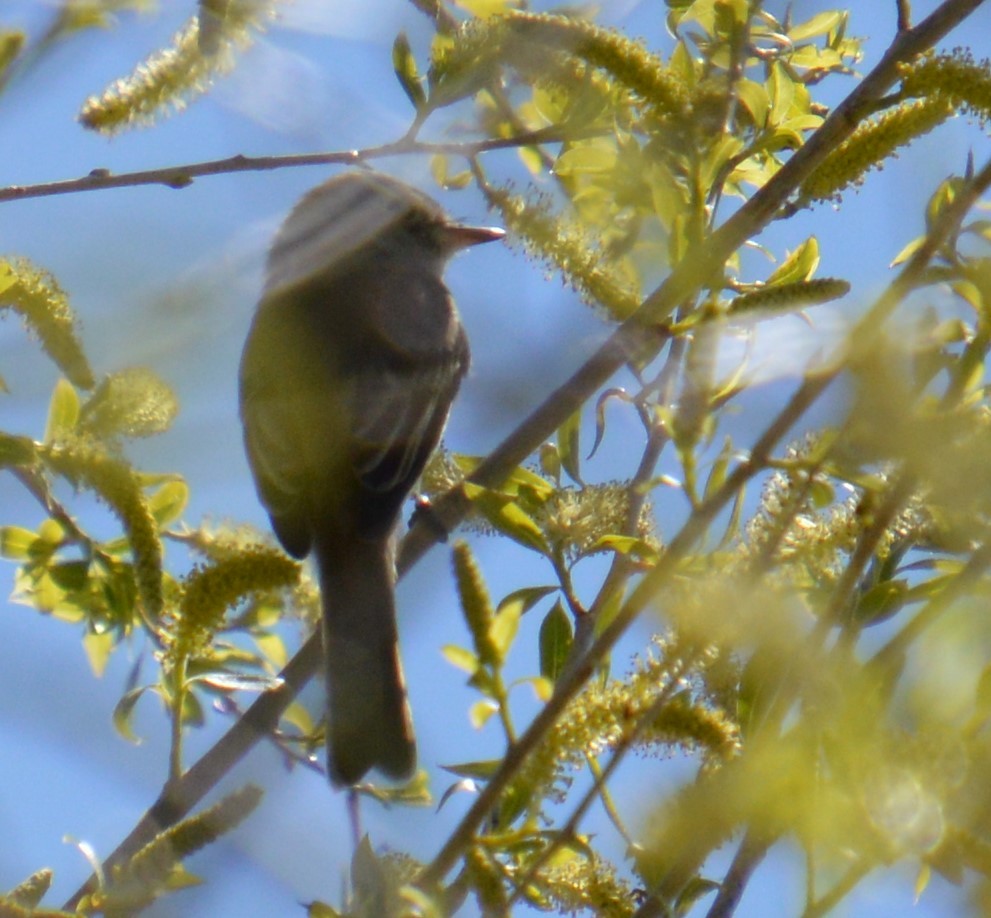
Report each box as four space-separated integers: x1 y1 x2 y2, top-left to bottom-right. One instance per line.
401 209 443 248
402 209 430 232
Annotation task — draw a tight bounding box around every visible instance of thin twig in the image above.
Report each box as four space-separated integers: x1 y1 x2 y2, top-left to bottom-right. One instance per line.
704 832 773 918
0 126 603 205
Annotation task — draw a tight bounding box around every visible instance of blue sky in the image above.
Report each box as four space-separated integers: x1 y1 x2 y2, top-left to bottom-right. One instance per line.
0 1 989 915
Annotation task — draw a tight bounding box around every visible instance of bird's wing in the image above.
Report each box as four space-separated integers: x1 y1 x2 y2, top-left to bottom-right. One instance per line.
348 356 464 495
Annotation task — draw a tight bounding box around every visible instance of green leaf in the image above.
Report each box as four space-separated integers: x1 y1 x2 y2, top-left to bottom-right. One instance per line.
502 464 556 501
453 455 555 501
539 600 573 682
469 699 499 728
499 584 558 614
48 559 90 592
281 700 315 736
37 518 65 545
853 579 908 626
253 630 287 668
392 32 426 111
914 863 932 904
765 236 819 286
112 684 154 744
736 78 769 127
442 644 480 675
787 11 844 43
515 674 553 701
553 142 617 177
441 758 502 780
463 482 550 554
44 378 80 442
768 60 795 126
538 441 562 482
0 525 40 560
351 836 390 905
83 629 116 677
357 769 432 807
675 877 722 916
590 534 659 562
0 433 36 468
703 437 733 501
890 235 925 267
809 478 835 508
430 153 472 190
557 408 583 485
489 597 523 663
148 479 189 526
497 777 531 827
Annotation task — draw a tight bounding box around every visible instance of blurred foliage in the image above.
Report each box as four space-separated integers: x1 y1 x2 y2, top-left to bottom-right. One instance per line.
3 0 991 916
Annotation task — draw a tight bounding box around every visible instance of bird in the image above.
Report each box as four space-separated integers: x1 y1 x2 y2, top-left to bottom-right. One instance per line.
238 171 504 787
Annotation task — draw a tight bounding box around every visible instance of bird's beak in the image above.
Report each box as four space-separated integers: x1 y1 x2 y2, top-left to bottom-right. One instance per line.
443 224 506 249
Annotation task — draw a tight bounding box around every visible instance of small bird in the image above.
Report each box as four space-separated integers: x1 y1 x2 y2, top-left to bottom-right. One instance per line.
239 172 503 787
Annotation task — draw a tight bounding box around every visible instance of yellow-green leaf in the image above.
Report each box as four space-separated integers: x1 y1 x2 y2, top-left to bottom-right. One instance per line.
148 479 189 527
890 235 926 267
591 534 659 562
83 629 115 677
768 60 795 125
736 78 769 127
253 631 287 669
539 600 573 682
469 699 499 728
914 862 932 904
463 482 550 554
787 11 844 43
0 525 39 560
554 143 618 177
489 597 523 663
44 378 80 442
392 31 426 111
557 408 583 485
442 644 480 675
766 236 819 286
112 685 153 744
282 700 315 736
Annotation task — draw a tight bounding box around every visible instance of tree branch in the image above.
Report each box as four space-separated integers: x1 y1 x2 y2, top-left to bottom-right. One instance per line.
0 126 602 204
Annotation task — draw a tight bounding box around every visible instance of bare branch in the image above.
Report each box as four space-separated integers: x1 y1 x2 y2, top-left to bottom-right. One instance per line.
0 126 601 205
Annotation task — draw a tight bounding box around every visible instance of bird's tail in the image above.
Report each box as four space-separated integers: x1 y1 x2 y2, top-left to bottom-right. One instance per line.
315 533 416 787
